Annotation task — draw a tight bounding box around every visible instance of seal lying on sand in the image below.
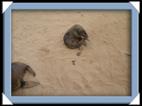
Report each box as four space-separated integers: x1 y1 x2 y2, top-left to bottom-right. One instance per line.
63 24 88 49
12 62 40 91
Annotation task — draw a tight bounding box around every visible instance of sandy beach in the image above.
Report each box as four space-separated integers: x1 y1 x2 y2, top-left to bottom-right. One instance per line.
12 10 131 96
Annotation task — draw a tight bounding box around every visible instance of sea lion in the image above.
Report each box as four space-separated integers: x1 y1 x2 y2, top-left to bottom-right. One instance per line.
12 62 40 92
63 24 88 49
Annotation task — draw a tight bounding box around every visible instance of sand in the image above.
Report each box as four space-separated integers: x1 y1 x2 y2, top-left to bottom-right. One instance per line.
12 10 131 96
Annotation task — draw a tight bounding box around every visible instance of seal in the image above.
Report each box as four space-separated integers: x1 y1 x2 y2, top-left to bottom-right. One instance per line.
63 24 88 49
12 62 40 92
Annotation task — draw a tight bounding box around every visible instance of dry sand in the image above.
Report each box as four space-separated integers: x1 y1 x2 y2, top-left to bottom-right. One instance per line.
12 10 131 96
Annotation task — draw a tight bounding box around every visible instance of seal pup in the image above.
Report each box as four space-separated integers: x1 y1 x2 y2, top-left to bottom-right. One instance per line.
63 24 88 49
12 62 40 92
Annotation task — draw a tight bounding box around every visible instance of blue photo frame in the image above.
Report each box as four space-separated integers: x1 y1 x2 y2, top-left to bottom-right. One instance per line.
3 3 139 104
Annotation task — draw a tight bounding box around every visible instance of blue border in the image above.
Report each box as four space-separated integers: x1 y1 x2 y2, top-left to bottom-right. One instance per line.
4 3 139 104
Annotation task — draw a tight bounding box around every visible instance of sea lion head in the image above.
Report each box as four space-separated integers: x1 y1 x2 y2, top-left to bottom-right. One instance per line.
72 24 88 40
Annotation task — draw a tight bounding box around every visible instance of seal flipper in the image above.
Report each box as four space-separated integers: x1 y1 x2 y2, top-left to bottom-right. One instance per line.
21 80 26 88
22 81 40 88
25 65 36 77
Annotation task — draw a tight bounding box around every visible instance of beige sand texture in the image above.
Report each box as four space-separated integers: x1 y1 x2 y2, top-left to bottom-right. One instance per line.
12 10 131 96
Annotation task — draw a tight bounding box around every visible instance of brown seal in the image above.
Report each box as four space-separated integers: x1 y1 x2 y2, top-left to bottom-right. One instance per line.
12 62 40 92
63 24 88 49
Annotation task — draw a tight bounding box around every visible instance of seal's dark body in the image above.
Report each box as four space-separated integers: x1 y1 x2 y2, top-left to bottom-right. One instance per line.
12 62 36 91
64 24 88 49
